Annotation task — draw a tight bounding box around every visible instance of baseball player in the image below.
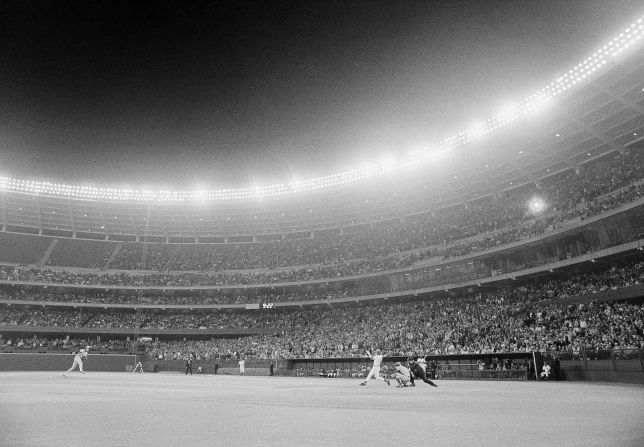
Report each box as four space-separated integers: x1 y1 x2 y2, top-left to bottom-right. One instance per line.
132 361 144 374
63 346 89 376
359 349 390 386
393 361 412 387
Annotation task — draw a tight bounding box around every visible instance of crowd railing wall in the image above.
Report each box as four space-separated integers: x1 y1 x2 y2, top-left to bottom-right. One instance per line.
1 349 642 384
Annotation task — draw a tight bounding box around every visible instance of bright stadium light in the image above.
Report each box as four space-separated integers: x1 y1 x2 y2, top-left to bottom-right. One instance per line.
1 14 643 202
193 188 210 202
525 93 554 117
528 197 546 215
466 121 487 142
378 152 397 168
496 101 521 125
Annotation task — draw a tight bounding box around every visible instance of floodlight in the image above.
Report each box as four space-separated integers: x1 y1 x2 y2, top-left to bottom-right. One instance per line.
525 92 554 116
466 121 486 141
496 102 520 125
528 197 546 214
377 153 397 168
427 148 451 163
1 14 643 202
193 188 210 201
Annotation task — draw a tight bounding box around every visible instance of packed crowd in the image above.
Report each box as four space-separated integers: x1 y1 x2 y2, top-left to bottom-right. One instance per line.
144 295 644 361
106 149 642 270
0 335 135 353
0 262 478 289
17 149 636 274
0 263 394 287
1 257 642 306
0 287 357 305
0 150 640 287
0 304 309 330
1 261 642 358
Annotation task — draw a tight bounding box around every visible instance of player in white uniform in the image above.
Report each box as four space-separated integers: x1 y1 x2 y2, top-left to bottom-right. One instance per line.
393 362 412 387
359 349 390 386
239 358 245 374
132 361 144 374
63 346 89 376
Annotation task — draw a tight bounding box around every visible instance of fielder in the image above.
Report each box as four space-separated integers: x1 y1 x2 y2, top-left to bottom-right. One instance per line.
63 346 89 376
359 349 390 386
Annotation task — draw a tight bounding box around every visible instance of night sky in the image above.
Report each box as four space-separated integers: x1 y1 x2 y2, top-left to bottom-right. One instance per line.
0 0 642 188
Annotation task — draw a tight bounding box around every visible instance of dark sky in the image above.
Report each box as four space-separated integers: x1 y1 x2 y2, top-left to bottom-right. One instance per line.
0 0 642 188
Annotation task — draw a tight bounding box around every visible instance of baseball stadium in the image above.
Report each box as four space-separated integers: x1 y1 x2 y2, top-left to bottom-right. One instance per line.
1 2 643 446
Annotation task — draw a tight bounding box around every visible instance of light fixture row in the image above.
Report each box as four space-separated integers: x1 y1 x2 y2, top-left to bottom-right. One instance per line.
0 15 642 202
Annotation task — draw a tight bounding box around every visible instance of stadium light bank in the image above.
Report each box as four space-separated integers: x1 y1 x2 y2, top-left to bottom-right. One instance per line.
0 15 643 203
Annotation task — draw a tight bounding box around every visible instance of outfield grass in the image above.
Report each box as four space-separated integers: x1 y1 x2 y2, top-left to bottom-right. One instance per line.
0 372 642 446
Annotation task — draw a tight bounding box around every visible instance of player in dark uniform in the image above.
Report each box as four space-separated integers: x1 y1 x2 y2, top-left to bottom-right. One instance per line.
185 357 193 375
428 359 439 380
408 357 438 387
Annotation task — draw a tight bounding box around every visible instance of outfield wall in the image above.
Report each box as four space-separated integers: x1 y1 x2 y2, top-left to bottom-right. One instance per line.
2 351 643 384
0 353 138 372
151 358 281 375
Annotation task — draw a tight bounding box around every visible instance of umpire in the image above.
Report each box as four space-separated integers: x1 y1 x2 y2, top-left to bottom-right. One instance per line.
408 358 438 387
